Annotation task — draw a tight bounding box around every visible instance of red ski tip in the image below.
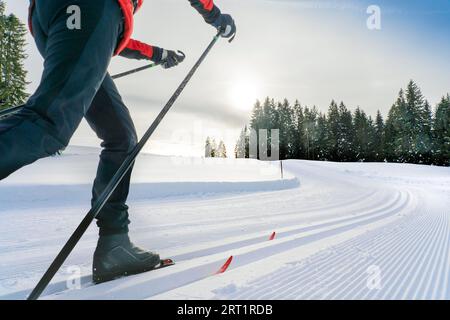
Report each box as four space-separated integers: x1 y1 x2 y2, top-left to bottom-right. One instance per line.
216 256 233 274
162 259 174 265
269 232 276 241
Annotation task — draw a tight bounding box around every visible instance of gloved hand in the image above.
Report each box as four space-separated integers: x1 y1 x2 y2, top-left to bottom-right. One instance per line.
159 50 186 69
211 14 236 39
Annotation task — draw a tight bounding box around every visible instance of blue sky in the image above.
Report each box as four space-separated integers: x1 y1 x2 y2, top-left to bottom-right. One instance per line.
351 0 450 41
5 0 450 156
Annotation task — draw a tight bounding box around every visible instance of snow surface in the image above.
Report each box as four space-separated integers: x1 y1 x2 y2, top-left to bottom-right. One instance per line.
0 146 448 300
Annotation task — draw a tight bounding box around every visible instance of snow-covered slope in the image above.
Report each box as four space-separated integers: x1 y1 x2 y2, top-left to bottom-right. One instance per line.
1 146 297 211
0 147 448 300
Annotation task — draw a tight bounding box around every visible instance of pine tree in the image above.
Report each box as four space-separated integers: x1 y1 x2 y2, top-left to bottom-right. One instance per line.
217 140 227 158
211 139 217 157
337 102 355 161
373 110 385 161
249 99 264 160
0 2 28 109
384 81 433 164
205 137 212 157
385 89 407 162
353 107 375 162
250 98 278 160
235 126 249 158
315 113 329 160
0 1 6 108
276 99 295 159
264 98 277 160
366 116 377 161
205 137 218 158
404 80 432 163
418 100 433 164
433 95 450 165
303 106 319 160
249 100 263 131
353 107 364 160
264 98 277 130
292 100 305 159
326 100 340 161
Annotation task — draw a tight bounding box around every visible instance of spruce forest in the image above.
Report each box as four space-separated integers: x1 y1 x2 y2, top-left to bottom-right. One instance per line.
236 81 450 166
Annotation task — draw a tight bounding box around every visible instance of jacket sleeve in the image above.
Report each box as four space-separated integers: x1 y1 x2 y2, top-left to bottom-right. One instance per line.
119 39 163 62
188 0 221 24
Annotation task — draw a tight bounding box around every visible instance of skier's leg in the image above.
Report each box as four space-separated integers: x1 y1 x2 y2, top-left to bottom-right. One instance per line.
84 74 138 236
0 0 123 180
85 75 161 282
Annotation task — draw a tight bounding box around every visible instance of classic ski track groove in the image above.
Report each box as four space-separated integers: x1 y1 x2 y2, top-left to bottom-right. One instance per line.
332 209 432 300
242 205 420 300
128 189 379 235
0 189 383 280
0 187 410 300
227 192 417 299
224 193 449 300
42 189 410 299
0 188 376 254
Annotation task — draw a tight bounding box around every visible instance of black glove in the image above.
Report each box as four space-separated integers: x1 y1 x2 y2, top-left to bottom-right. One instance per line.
161 50 186 69
211 14 236 39
153 48 186 69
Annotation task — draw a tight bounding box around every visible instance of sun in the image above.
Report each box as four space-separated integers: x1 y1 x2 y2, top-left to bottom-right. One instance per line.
229 78 260 112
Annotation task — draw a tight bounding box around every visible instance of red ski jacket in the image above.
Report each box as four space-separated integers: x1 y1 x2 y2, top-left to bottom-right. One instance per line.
28 0 220 61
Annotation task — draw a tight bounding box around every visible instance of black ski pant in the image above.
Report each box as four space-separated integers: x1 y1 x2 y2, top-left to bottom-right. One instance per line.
0 0 136 235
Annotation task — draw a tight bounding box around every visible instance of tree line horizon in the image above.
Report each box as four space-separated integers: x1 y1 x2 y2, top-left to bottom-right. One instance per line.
234 80 450 166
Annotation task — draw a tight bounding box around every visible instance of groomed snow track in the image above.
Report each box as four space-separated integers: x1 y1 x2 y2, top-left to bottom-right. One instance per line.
0 158 449 300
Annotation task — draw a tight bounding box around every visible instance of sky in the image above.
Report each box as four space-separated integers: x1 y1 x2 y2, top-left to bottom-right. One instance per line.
5 0 450 156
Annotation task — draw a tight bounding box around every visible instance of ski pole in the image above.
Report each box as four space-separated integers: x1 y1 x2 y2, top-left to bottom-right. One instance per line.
0 104 25 118
27 31 223 300
111 62 160 80
0 63 160 118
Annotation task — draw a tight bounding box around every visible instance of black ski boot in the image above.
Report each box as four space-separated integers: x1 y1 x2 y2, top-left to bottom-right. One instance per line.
93 234 160 284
